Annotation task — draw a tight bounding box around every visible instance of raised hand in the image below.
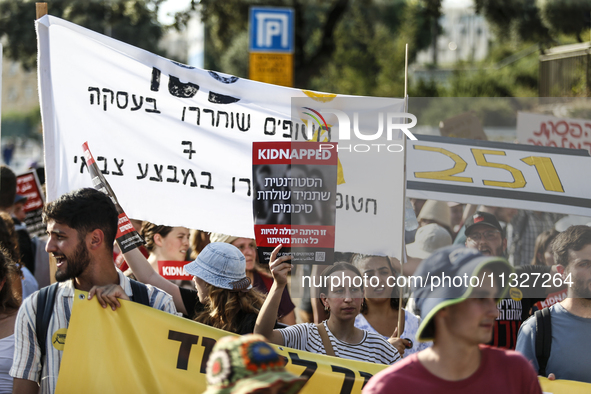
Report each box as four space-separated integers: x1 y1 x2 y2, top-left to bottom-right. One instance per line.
269 244 293 287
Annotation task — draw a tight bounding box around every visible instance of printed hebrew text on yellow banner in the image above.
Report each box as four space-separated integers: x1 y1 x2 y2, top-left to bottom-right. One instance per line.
56 291 591 394
56 291 388 394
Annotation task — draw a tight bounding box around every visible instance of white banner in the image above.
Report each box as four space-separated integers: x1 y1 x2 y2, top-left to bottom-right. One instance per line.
517 111 591 154
36 16 405 257
407 135 591 216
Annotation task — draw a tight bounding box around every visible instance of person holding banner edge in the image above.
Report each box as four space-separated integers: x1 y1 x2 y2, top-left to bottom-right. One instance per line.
10 188 178 394
254 245 401 364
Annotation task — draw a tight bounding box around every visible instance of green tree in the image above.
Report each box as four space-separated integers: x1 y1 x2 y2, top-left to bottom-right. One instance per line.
540 0 591 43
192 0 441 96
0 0 166 71
475 0 591 46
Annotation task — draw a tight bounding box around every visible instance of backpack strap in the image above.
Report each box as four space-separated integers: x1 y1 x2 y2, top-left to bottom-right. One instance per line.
316 323 336 357
129 279 150 307
36 283 59 358
535 307 552 377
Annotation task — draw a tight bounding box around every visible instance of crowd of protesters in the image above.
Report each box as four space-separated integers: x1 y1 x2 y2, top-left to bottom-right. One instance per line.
0 162 590 393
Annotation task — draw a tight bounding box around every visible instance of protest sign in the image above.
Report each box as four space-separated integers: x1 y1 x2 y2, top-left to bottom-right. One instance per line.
37 15 406 258
83 142 145 253
517 112 591 154
56 290 591 394
253 142 337 264
15 170 45 237
406 135 591 217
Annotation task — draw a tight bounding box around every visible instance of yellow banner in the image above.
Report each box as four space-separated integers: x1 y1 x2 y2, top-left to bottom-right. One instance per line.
56 291 387 393
539 377 591 394
56 291 591 394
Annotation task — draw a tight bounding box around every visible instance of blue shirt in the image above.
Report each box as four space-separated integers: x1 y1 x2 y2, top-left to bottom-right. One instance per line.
516 302 591 384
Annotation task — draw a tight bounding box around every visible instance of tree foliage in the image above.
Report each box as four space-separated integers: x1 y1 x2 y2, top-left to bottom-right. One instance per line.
0 0 166 71
190 0 441 97
475 0 591 46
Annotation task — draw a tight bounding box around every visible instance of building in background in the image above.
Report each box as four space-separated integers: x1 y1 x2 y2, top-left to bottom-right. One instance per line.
413 6 492 85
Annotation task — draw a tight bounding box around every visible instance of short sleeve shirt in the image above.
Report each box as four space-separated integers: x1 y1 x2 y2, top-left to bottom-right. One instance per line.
363 346 541 394
10 269 177 394
280 321 401 365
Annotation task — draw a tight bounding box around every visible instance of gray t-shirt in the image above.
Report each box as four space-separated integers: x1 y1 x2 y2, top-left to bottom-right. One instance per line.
515 302 591 384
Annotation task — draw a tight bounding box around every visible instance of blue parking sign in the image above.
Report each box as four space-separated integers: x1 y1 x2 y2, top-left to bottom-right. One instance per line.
249 7 294 53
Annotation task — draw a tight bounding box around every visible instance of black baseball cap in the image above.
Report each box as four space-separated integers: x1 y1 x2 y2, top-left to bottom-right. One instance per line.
464 211 503 236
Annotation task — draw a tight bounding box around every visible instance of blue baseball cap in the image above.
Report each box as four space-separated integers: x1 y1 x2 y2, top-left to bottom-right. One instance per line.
413 245 513 342
184 242 252 291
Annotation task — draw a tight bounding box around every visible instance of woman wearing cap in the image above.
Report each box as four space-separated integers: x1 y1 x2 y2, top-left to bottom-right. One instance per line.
350 254 432 358
210 233 296 325
90 242 266 334
254 245 401 365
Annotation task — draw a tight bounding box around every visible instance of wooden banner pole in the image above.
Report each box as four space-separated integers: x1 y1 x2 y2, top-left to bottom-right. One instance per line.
36 2 48 19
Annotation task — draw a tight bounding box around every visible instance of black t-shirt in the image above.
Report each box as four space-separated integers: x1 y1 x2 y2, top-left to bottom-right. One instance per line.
178 287 258 335
488 265 551 349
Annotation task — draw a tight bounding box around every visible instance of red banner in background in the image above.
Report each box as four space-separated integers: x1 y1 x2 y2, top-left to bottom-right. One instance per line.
158 261 192 281
16 170 45 237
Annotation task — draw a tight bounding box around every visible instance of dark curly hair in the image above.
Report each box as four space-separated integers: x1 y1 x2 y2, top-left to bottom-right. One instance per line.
0 166 16 210
0 212 20 266
553 225 591 268
43 188 118 248
0 247 21 313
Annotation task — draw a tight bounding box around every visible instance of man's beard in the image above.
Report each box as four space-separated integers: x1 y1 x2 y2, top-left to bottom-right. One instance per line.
571 274 591 300
55 240 91 282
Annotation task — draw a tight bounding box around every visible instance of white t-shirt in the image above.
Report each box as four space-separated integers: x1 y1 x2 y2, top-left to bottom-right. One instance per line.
0 334 14 394
280 321 401 365
354 310 432 357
